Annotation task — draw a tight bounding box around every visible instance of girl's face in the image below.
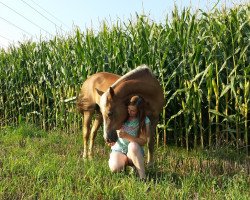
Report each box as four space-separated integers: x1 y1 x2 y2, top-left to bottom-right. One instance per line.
128 105 138 118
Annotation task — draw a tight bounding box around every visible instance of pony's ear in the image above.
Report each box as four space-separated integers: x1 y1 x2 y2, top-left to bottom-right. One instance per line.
109 87 115 98
96 88 104 96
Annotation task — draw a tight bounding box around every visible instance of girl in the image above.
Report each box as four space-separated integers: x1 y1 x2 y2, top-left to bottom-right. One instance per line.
108 96 150 180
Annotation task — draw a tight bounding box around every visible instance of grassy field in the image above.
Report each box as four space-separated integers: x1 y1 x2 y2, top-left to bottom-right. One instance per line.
0 4 249 199
0 124 249 199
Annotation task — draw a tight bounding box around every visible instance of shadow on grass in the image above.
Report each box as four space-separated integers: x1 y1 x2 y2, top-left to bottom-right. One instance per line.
147 169 183 188
144 145 250 189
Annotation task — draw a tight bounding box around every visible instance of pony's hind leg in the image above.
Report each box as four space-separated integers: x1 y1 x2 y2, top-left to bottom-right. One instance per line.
82 110 94 158
147 119 157 166
88 112 103 158
147 134 155 166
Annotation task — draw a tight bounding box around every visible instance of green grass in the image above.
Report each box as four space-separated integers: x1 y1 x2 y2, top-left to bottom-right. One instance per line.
0 124 249 199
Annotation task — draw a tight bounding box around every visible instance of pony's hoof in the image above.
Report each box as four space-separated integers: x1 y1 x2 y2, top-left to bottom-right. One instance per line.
88 154 93 160
82 153 88 159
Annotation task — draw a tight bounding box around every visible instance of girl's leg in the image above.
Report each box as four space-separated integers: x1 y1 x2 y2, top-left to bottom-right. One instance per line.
127 142 146 179
109 151 128 172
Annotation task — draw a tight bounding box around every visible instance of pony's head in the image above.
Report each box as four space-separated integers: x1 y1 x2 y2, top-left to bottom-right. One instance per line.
100 87 128 143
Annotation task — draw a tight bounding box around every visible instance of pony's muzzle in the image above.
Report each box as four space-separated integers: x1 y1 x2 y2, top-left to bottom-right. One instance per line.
104 130 118 143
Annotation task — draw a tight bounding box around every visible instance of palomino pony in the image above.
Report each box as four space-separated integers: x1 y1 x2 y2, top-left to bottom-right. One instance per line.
77 65 165 164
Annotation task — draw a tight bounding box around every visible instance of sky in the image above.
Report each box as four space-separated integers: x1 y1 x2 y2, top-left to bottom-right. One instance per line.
0 0 248 49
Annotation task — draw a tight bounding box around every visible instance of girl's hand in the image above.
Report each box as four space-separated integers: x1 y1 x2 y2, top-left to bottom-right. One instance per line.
117 130 128 139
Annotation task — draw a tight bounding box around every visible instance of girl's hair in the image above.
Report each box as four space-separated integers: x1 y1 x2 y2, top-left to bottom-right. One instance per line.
128 96 146 137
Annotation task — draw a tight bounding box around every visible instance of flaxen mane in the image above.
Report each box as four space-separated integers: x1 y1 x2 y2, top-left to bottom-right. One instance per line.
111 65 153 88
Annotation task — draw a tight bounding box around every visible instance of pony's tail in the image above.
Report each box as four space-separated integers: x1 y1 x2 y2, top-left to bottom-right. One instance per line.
76 93 84 114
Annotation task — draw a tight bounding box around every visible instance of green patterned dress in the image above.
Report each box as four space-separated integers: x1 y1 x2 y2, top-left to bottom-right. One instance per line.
111 116 150 154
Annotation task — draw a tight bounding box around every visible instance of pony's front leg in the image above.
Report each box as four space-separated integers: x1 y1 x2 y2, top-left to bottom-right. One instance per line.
88 113 103 158
82 111 94 159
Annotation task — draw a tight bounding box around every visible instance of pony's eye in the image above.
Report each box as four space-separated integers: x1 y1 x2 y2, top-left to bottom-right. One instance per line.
107 111 113 118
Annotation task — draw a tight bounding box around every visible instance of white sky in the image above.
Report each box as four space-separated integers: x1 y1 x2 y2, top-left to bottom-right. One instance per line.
0 0 248 49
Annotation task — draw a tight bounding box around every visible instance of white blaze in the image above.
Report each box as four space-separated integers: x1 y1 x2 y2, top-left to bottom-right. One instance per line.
99 93 108 135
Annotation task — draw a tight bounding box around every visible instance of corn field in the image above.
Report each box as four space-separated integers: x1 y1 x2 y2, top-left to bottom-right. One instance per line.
0 5 249 151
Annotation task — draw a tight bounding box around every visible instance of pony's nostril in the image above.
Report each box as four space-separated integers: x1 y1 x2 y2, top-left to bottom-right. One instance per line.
104 131 118 143
110 132 118 142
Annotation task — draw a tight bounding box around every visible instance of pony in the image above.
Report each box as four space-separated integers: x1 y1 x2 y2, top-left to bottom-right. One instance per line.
77 72 120 158
77 65 165 164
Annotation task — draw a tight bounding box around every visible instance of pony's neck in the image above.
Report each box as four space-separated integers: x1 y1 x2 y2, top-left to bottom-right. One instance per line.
111 66 155 99
113 76 155 99
114 80 152 98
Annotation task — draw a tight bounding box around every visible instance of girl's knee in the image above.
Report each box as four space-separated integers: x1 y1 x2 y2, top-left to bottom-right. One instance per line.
109 159 125 172
128 142 141 154
108 153 127 172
